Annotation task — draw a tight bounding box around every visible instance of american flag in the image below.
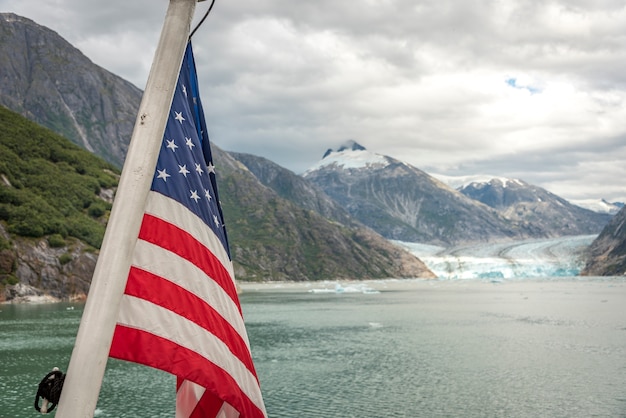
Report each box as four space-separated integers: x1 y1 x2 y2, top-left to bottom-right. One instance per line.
109 42 266 418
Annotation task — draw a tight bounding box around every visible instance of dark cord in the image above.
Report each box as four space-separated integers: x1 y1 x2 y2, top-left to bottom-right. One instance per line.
34 369 66 413
189 0 216 40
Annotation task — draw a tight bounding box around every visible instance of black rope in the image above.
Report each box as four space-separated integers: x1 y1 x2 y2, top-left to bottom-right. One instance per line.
189 0 216 40
34 368 66 413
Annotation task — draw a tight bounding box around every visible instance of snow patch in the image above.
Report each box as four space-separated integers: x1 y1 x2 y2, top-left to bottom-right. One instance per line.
571 199 623 215
305 149 389 173
433 174 524 190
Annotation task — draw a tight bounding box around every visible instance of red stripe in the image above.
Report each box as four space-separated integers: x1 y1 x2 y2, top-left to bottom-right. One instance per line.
139 214 241 314
124 266 258 375
111 326 265 418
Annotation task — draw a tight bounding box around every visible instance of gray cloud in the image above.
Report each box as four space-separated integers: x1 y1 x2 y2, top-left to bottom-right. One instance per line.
2 0 625 203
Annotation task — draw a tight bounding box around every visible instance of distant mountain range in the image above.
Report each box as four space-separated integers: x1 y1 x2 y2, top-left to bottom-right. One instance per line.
0 12 624 288
302 140 609 246
457 177 611 237
436 173 624 215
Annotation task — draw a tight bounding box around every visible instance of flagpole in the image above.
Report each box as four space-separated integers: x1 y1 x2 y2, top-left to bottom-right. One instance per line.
56 1 197 416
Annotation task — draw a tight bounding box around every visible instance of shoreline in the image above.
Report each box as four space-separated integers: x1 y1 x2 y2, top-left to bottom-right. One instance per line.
4 276 625 304
238 276 626 293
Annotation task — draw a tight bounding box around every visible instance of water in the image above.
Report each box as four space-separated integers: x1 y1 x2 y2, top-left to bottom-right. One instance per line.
2 278 626 417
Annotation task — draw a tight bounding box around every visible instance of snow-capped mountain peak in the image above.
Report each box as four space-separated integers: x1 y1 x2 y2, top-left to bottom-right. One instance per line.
322 139 366 158
305 140 389 173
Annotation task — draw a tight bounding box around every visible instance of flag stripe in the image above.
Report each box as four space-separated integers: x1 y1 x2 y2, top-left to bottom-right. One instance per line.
112 304 265 417
132 239 248 342
213 400 239 418
124 266 257 374
176 380 208 418
177 380 240 418
144 192 233 278
138 213 240 311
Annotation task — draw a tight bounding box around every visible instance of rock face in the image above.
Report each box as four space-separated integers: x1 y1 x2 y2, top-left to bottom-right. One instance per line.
582 206 626 276
459 178 610 236
0 13 142 168
4 283 60 303
1 224 95 302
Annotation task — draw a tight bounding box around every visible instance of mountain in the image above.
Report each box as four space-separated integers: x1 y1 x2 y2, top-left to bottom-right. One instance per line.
458 178 611 236
230 152 357 228
0 105 119 300
0 106 434 300
581 206 626 276
303 142 540 246
199 147 435 281
0 13 141 168
217 149 434 281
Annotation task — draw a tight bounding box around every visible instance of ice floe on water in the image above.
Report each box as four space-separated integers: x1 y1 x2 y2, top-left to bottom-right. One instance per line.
308 282 380 294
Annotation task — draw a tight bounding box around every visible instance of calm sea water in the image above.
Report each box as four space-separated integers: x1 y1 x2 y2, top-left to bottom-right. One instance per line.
2 278 626 417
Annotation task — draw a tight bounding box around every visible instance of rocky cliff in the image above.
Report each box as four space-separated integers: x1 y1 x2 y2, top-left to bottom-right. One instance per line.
0 224 96 302
581 206 626 276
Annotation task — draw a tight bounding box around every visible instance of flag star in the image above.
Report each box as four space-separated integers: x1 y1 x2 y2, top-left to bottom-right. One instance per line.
207 162 216 174
204 189 212 200
178 164 190 177
156 168 170 182
182 85 187 97
213 215 220 227
166 139 178 152
174 111 185 124
185 137 195 149
195 163 204 175
190 190 200 202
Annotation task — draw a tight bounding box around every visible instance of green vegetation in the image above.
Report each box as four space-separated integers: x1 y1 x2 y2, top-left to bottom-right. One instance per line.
47 233 66 248
2 274 19 286
0 106 119 248
58 253 73 265
0 233 10 250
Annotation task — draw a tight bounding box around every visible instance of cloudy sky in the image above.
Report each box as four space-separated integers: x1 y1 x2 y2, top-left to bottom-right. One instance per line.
2 0 626 203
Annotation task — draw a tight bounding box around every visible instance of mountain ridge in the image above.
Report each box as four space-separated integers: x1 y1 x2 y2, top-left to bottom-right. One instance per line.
458 177 610 236
303 143 542 246
0 12 141 168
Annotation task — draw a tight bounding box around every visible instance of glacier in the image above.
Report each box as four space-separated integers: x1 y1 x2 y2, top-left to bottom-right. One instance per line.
394 235 597 280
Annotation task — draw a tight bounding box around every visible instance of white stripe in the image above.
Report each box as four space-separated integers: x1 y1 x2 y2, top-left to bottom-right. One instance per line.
216 401 240 418
131 239 249 342
118 296 265 413
176 380 205 418
145 192 234 278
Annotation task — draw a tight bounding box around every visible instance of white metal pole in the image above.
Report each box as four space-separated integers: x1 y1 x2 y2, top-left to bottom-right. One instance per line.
56 1 197 416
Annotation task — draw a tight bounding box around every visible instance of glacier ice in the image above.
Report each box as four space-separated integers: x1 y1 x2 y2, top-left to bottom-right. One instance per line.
394 235 597 280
